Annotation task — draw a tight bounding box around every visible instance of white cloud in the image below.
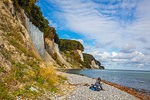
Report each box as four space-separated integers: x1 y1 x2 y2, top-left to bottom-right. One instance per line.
47 0 150 48
98 51 111 60
85 45 150 69
44 0 150 69
112 52 118 57
120 43 135 53
112 59 128 62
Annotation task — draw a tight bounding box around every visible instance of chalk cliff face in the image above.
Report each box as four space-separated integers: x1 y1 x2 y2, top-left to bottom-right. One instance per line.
25 15 45 56
45 38 55 55
91 60 100 69
83 53 104 69
58 39 104 69
76 50 84 61
54 43 72 68
25 16 58 66
45 38 71 68
58 39 86 68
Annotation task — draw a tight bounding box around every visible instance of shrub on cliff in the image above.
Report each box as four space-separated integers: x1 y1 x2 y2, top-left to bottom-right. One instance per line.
38 67 58 87
59 39 84 51
62 50 85 68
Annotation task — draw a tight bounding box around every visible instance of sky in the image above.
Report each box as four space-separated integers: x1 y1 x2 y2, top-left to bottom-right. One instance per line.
37 0 150 70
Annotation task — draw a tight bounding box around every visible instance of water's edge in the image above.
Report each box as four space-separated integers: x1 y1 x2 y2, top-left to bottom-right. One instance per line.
57 70 150 99
57 69 150 95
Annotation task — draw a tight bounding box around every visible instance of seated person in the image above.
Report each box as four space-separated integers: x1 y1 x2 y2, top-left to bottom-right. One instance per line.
90 77 103 91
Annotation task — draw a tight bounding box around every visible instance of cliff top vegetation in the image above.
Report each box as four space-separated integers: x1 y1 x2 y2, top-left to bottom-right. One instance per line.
59 39 84 51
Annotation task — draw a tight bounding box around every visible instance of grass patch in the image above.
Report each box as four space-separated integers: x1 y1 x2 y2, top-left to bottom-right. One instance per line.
58 75 68 84
50 88 58 93
24 85 31 90
26 60 39 70
0 82 13 99
0 49 11 60
39 67 58 87
3 33 37 58
11 62 27 82
13 87 38 99
7 38 29 55
7 31 24 44
30 67 58 93
32 76 44 84
0 66 5 72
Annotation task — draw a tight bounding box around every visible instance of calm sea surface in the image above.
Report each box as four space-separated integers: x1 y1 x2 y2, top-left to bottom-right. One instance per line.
64 69 150 95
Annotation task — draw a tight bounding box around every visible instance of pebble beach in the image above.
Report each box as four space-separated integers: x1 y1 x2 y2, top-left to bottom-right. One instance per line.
53 72 139 100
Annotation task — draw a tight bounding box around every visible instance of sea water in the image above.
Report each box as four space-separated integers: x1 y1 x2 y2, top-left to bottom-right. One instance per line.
65 69 150 95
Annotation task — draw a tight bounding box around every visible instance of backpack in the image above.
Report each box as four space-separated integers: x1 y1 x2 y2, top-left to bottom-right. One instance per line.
90 86 96 91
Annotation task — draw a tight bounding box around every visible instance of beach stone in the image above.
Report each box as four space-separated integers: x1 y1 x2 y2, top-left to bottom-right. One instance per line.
30 86 38 92
59 73 139 100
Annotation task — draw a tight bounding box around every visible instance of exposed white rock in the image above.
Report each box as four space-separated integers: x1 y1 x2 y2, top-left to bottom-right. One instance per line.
45 38 56 55
42 50 57 66
54 43 71 68
44 38 71 68
25 15 45 56
30 87 38 92
76 50 84 61
91 60 99 69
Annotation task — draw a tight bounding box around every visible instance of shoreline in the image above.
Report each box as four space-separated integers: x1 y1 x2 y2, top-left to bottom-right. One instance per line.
71 73 150 100
76 73 150 100
100 80 150 100
58 71 150 100
57 72 139 100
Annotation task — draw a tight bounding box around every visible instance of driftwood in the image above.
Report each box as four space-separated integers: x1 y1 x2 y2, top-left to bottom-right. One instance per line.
68 82 90 86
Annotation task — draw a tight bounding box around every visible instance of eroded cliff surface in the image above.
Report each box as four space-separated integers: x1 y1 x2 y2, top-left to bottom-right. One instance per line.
0 0 60 99
25 15 45 56
45 38 72 68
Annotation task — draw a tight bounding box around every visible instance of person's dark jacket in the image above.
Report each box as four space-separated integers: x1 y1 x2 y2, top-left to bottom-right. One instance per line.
95 80 103 90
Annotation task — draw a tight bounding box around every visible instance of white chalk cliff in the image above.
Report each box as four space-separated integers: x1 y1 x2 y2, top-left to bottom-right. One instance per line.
25 15 45 56
45 38 71 68
25 15 57 66
91 60 100 69
76 50 84 61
